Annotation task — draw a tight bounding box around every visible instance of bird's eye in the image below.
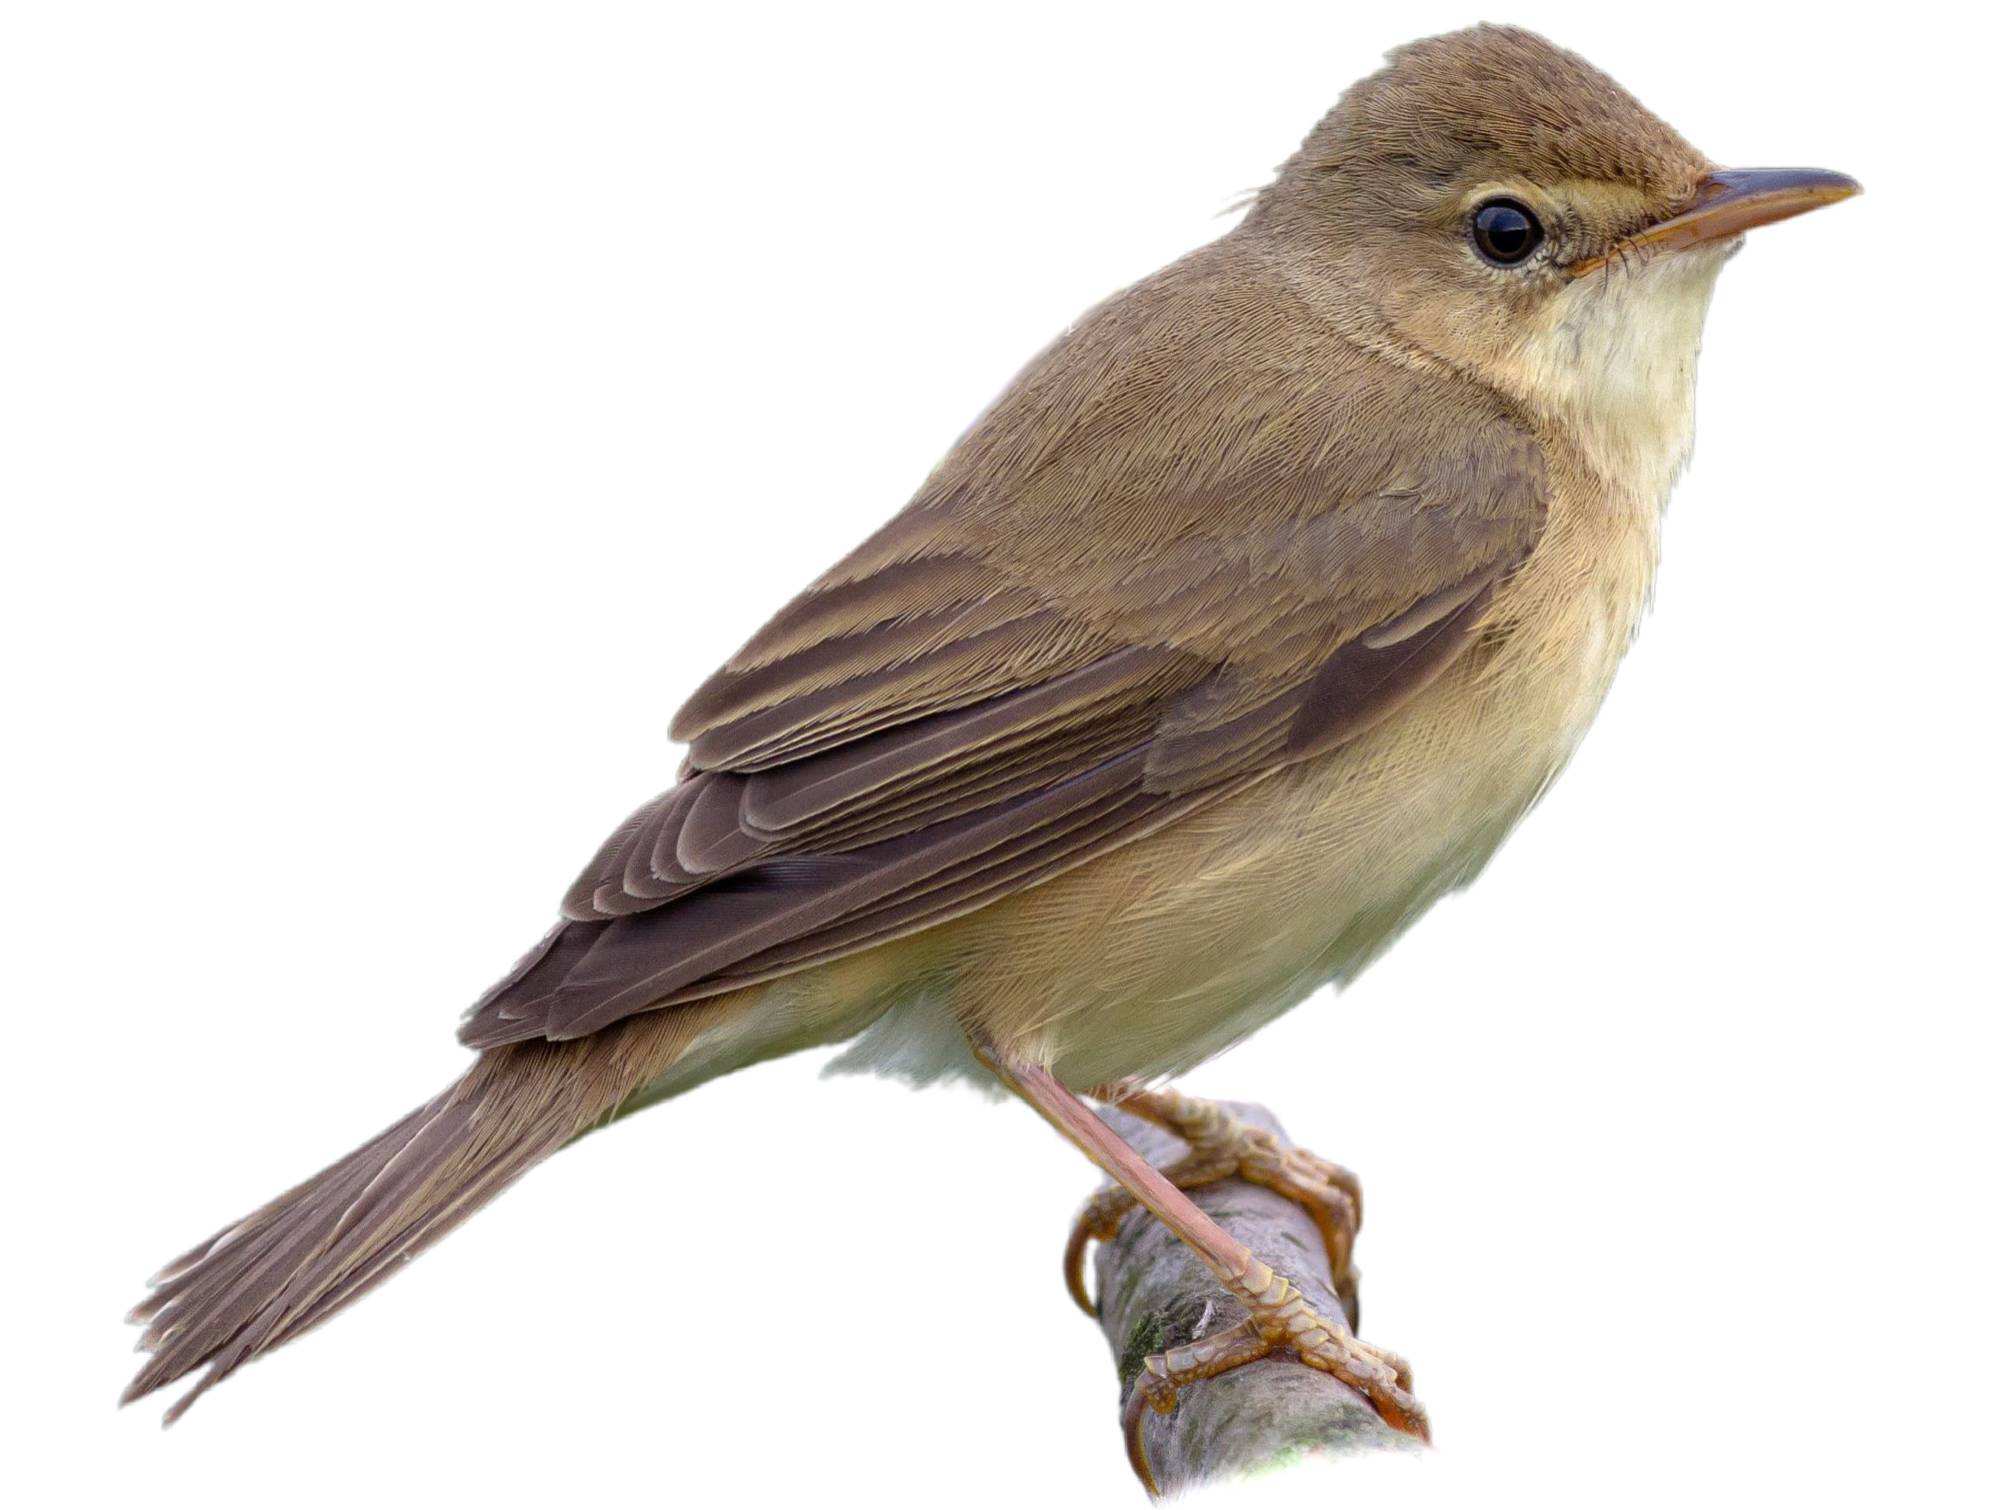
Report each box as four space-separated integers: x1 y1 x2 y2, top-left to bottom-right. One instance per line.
1471 198 1543 266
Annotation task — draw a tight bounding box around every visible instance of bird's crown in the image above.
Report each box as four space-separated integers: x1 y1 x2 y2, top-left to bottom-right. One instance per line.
1258 25 1710 224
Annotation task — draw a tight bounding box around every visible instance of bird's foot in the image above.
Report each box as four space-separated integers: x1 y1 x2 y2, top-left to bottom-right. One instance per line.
1123 1263 1427 1492
1065 1088 1363 1321
972 1046 1424 1497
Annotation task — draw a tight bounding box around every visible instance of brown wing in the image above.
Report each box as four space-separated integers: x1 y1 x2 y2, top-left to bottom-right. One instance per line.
461 237 1547 1048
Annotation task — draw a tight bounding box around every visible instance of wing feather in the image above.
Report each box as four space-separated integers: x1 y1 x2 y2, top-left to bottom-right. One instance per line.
463 236 1549 1047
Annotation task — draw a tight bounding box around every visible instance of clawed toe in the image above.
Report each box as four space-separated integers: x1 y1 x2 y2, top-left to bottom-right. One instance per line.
1065 1186 1134 1315
1122 1293 1428 1495
1064 1090 1367 1316
977 1053 1427 1498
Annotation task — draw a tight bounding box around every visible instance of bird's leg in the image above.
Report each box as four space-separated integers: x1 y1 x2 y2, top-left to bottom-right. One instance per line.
971 1041 1426 1495
1063 1084 1364 1325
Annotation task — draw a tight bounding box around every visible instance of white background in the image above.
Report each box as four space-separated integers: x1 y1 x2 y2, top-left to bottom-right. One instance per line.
5 3 2008 1506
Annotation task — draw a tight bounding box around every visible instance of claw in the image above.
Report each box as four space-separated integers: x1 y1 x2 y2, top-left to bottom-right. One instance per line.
1121 1320 1274 1496
981 1056 1424 1495
1121 1376 1165 1495
1064 1186 1133 1316
1065 1092 1368 1317
1121 1297 1428 1495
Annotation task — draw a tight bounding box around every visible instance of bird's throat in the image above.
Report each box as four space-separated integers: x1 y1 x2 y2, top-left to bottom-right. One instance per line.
1515 247 1728 514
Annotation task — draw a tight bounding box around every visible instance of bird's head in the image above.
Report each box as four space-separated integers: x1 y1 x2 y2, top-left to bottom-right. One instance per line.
1250 25 1857 477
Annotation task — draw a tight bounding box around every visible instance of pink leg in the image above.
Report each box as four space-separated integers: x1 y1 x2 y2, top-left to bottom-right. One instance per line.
971 1040 1428 1495
1061 1085 1365 1324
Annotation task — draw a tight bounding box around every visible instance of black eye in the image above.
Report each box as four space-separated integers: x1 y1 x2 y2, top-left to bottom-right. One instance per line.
1471 198 1543 266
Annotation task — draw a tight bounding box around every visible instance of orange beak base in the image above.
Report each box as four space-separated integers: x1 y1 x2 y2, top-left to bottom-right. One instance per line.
1566 166 1861 277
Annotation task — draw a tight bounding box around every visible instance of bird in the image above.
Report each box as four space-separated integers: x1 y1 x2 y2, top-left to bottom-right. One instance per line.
123 23 1857 1476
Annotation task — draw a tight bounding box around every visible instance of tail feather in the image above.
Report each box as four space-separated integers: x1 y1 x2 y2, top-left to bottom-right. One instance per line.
122 1038 640 1422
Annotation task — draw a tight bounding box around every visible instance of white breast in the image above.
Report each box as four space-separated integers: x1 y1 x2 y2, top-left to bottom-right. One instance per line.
1482 242 1734 769
1524 245 1731 519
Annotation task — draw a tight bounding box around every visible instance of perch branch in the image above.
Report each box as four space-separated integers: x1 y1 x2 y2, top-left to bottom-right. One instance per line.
1088 1102 1418 1495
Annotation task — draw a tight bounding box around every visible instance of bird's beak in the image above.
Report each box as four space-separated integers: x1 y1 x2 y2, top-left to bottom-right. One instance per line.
1565 166 1861 277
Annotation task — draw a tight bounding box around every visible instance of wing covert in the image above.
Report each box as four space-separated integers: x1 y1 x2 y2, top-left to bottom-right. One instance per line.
462 238 1548 1048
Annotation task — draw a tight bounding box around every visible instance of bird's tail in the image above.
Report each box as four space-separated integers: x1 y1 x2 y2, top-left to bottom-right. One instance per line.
122 1006 725 1422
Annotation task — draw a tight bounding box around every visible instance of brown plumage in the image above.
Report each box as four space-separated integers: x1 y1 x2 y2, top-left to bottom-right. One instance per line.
462 301 1545 1045
125 24 1856 1432
123 1000 743 1419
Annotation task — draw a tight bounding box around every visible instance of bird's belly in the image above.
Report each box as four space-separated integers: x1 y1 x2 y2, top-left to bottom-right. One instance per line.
825 603 1628 1092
